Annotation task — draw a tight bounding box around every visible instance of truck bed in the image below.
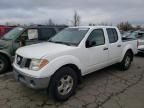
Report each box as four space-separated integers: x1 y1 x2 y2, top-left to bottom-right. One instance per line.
122 37 136 42
122 37 138 55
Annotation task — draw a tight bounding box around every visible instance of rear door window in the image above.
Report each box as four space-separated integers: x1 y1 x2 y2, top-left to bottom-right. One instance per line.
107 28 118 43
38 28 56 40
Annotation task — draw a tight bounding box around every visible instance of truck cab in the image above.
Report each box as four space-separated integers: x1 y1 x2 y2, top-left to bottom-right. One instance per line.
0 25 67 73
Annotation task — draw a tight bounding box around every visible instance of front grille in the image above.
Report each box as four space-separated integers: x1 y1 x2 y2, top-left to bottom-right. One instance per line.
16 55 31 68
25 59 31 68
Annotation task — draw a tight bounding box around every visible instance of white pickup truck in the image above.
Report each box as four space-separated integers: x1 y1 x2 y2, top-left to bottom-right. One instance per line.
13 26 137 101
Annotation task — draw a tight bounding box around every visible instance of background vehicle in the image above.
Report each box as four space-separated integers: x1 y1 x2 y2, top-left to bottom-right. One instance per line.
127 31 144 53
13 26 137 101
0 25 67 73
121 31 133 38
0 25 16 37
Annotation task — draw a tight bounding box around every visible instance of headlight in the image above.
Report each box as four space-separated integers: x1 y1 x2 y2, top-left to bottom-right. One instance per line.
29 59 48 71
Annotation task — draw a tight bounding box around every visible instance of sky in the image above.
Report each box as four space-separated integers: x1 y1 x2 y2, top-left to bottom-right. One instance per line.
0 0 143 26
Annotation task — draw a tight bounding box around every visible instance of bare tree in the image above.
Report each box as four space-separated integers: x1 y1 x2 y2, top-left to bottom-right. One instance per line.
72 11 80 26
89 22 112 26
89 23 96 26
117 21 133 31
48 19 55 25
5 22 12 26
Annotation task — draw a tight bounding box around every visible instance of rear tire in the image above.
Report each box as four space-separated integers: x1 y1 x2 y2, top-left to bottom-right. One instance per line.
48 67 78 101
0 55 9 74
120 51 133 70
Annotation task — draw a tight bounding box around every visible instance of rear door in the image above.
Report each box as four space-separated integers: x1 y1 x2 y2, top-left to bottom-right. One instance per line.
106 28 122 63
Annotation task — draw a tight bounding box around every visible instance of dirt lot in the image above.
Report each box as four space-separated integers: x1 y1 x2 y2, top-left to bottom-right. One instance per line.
0 56 144 108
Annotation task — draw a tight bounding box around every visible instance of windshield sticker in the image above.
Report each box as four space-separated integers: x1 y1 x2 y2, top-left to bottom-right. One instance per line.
28 29 38 40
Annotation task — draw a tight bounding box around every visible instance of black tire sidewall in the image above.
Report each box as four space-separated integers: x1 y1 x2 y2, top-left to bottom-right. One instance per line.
50 67 78 101
0 55 8 73
121 52 132 70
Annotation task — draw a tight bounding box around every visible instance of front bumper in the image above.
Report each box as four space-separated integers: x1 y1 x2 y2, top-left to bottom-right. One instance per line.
14 68 51 89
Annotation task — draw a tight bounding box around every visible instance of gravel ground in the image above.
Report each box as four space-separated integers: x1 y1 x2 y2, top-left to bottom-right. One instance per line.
0 56 144 108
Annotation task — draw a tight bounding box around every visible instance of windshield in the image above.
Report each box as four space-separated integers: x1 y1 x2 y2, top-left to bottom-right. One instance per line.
48 28 89 46
2 27 24 40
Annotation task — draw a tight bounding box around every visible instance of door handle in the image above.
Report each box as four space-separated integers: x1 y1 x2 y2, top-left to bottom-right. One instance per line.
117 45 121 47
103 47 108 50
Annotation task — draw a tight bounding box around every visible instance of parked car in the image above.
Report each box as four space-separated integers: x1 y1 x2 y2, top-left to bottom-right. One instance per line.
121 31 132 38
13 26 137 101
126 31 144 53
0 25 67 73
0 25 16 37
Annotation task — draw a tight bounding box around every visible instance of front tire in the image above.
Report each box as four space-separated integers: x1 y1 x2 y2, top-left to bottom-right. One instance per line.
0 55 8 74
120 51 133 70
48 67 78 101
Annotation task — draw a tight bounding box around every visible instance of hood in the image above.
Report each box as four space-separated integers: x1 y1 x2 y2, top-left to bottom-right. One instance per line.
16 42 76 58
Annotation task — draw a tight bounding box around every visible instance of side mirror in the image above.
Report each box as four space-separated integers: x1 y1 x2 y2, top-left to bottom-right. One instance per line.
86 40 96 48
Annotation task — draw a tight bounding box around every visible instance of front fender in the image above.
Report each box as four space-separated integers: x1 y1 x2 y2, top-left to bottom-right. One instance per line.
39 55 82 77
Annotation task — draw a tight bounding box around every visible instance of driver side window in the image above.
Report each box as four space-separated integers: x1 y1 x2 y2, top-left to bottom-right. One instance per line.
21 30 28 40
87 29 105 47
15 30 28 42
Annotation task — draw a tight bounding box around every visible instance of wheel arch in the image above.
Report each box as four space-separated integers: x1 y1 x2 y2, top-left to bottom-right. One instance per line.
0 52 11 65
51 63 82 83
121 48 134 62
121 44 134 62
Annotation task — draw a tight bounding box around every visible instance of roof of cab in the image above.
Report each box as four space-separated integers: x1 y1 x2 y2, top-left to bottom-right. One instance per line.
20 25 68 29
69 26 117 29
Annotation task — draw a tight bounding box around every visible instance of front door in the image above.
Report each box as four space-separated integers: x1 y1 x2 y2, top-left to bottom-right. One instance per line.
84 29 109 74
